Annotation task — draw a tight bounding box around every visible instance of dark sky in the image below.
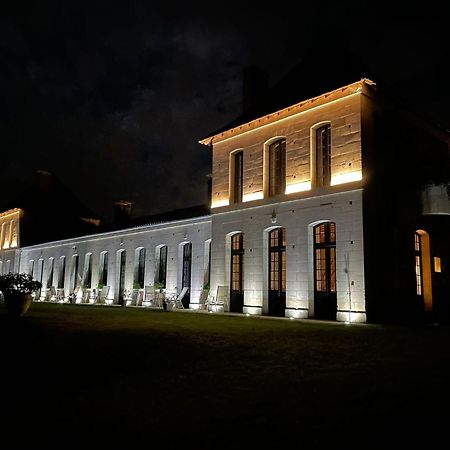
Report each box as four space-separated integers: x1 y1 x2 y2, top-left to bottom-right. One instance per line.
1 1 448 221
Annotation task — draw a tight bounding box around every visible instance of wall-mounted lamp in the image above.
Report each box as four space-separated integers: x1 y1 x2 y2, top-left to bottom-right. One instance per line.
271 210 277 224
72 245 77 250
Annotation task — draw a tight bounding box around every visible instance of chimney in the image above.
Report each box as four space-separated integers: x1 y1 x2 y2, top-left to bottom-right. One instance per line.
114 200 133 226
34 169 53 192
242 66 269 113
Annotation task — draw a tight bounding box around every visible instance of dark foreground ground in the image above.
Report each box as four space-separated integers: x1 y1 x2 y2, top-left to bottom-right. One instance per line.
1 302 449 448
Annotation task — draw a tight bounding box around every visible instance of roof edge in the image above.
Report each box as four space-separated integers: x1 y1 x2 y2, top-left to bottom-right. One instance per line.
199 78 375 146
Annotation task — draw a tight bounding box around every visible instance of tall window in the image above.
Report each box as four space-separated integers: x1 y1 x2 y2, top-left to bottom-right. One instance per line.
269 228 286 293
316 124 331 187
37 259 44 295
157 245 168 288
269 139 286 197
314 222 336 293
414 233 422 295
268 227 286 316
118 250 126 306
181 243 192 309
1 222 10 249
414 230 433 314
135 248 146 288
99 252 108 286
231 234 244 293
313 222 337 320
204 240 211 288
182 243 192 289
72 255 79 291
29 260 35 277
10 220 17 247
83 254 92 288
58 257 66 288
233 151 244 203
230 233 244 313
0 223 4 249
47 258 54 288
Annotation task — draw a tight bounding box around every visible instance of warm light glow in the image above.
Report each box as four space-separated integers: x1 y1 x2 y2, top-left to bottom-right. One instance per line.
337 311 367 323
0 208 22 219
243 192 264 203
211 199 230 209
285 181 311 194
330 171 362 186
199 80 373 145
434 257 441 273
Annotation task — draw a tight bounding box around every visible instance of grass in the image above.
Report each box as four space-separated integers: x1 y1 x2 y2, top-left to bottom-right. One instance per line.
1 302 449 448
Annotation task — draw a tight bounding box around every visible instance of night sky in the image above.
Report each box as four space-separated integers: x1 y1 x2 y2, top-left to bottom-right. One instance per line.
1 1 448 221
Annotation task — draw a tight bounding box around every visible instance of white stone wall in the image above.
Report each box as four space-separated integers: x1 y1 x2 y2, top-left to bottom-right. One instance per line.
19 217 211 306
210 189 366 322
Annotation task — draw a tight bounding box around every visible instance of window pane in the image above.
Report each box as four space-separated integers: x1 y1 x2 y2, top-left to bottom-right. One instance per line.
330 248 336 293
415 255 422 295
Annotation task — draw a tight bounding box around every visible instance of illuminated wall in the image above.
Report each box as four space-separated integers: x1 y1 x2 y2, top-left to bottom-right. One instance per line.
0 209 22 275
0 209 21 250
207 81 366 210
19 216 211 306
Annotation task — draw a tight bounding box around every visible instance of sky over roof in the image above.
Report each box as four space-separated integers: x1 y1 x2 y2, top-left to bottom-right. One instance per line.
1 0 447 221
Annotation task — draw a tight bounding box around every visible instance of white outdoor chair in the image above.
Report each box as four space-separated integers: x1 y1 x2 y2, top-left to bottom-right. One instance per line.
172 286 188 309
56 288 65 302
50 286 57 302
208 285 229 312
81 288 91 303
143 285 155 307
198 289 211 310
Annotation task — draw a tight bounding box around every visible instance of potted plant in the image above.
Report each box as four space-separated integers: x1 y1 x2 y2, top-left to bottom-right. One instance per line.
0 272 42 317
154 281 164 293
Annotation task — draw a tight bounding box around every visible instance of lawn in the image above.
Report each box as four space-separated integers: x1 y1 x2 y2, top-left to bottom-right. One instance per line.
1 303 449 448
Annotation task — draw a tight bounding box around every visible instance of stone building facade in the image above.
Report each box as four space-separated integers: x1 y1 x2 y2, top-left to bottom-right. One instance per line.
1 79 448 323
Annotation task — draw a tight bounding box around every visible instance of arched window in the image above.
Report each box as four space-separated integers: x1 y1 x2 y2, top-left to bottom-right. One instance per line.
10 220 18 247
156 245 168 288
99 252 108 287
268 227 286 316
313 222 337 320
181 243 192 308
1 222 10 249
315 124 331 187
37 258 44 297
82 254 92 288
47 258 54 288
117 250 126 306
204 240 211 289
29 260 35 277
134 248 146 289
230 151 244 204
71 255 79 291
58 257 66 289
268 139 286 196
230 233 244 313
415 230 433 314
